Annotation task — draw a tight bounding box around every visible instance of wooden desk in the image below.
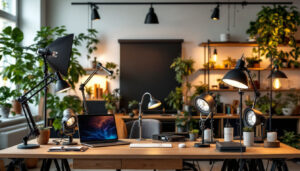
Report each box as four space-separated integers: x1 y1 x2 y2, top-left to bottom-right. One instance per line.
0 139 300 169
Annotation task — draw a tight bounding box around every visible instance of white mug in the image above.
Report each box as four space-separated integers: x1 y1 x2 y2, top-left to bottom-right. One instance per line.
267 132 277 142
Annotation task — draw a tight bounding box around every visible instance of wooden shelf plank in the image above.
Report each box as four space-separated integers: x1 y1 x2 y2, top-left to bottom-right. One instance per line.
199 41 300 47
198 67 300 71
209 89 300 92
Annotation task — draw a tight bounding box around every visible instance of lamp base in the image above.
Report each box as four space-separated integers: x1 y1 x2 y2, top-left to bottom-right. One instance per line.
17 144 40 149
205 140 218 144
194 143 210 148
63 142 78 145
264 140 280 148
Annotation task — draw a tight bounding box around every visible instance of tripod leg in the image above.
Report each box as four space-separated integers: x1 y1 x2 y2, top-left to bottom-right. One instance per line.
53 159 61 171
62 159 71 171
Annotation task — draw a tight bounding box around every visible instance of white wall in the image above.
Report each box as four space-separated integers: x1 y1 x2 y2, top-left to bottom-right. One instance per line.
45 0 300 106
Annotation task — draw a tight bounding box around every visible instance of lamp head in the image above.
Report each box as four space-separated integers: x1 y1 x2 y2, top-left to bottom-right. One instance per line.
243 108 265 128
148 96 161 109
268 65 288 79
222 56 248 89
194 93 215 115
91 4 100 20
62 109 77 131
55 72 71 93
145 5 159 24
211 4 220 20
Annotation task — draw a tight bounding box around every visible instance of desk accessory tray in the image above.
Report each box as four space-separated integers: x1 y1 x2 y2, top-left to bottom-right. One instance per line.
216 142 246 152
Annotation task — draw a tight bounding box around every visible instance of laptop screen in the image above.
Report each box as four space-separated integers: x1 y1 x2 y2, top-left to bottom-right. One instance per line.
78 115 118 143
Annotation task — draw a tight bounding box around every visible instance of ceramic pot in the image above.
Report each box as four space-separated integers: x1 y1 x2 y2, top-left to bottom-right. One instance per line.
37 128 50 145
243 132 254 147
282 108 292 116
12 100 22 114
0 105 10 118
189 133 198 141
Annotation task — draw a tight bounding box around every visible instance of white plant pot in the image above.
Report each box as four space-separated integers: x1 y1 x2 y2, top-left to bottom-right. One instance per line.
243 132 254 147
282 108 292 116
0 106 10 118
224 127 234 142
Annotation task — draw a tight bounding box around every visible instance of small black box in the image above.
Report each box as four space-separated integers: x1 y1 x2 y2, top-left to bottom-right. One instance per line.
152 133 186 142
216 142 246 152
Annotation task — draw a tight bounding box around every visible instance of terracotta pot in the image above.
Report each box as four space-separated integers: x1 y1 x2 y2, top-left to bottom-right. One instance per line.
12 100 22 114
37 128 50 145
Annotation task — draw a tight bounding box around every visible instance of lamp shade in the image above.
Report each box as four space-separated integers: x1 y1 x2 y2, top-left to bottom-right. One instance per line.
144 6 159 24
268 66 287 79
243 108 265 128
194 93 215 115
148 96 161 109
211 5 220 20
55 72 71 93
91 5 100 20
222 69 248 89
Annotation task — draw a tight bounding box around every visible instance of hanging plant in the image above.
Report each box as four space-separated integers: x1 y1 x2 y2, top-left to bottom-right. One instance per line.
247 5 300 67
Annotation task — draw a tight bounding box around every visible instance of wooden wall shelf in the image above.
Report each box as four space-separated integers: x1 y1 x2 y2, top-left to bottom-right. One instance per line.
199 41 300 47
209 89 300 92
199 67 300 71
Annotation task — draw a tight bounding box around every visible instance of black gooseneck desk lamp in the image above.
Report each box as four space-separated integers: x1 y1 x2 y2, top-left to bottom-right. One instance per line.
138 92 161 141
17 34 73 149
194 93 216 147
79 62 113 115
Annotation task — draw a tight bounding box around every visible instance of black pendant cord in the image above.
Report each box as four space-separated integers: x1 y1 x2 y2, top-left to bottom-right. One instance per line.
269 55 273 131
43 55 48 127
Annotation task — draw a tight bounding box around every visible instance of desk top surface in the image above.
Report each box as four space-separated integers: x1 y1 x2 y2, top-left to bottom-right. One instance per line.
0 139 300 159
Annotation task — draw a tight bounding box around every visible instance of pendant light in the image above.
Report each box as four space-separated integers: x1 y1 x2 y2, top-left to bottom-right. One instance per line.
268 65 287 89
211 4 220 20
144 4 159 24
212 49 218 62
91 4 100 21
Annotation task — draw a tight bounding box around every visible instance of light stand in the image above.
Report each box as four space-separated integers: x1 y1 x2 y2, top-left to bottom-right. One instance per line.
137 92 161 141
62 109 78 145
18 73 68 149
243 108 266 143
79 62 113 115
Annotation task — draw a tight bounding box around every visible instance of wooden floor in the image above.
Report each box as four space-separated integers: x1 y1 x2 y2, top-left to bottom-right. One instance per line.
27 159 300 171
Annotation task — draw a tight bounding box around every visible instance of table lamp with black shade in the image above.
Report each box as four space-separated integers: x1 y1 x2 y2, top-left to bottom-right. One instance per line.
17 34 73 149
79 62 113 115
193 93 216 147
138 92 161 141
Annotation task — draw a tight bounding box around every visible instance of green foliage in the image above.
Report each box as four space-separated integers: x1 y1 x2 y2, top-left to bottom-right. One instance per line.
170 57 194 84
175 111 189 127
191 83 208 101
247 5 300 67
85 86 93 96
48 95 82 130
280 130 300 149
105 62 119 80
245 56 262 67
0 86 15 108
256 93 288 115
165 87 183 111
243 127 254 132
103 92 120 111
128 100 139 110
190 129 199 134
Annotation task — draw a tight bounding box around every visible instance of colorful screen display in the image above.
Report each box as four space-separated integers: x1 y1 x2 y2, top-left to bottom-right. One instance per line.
78 115 118 142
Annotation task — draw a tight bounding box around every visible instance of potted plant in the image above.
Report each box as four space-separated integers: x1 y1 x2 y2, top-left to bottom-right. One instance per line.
280 130 300 149
175 111 189 133
189 129 199 141
103 92 119 114
0 86 14 118
243 127 254 147
165 87 183 114
105 62 120 80
37 126 51 145
85 86 93 99
170 57 195 106
246 56 262 68
128 100 139 116
247 5 300 68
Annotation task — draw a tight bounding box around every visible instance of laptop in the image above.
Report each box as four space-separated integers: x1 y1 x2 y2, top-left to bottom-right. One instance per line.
78 115 130 147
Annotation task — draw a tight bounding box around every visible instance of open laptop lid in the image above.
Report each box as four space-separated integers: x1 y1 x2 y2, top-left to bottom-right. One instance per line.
78 115 118 143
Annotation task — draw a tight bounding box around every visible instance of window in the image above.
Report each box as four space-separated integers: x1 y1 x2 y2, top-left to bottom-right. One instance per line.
0 0 17 87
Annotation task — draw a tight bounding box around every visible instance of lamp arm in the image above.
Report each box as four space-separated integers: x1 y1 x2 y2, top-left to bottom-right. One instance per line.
138 92 152 140
245 69 260 108
79 62 113 114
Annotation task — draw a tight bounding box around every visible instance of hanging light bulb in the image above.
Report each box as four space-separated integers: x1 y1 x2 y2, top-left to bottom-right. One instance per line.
273 78 281 89
212 49 218 62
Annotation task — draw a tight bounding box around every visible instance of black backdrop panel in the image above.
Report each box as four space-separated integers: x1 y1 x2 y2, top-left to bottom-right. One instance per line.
119 39 183 112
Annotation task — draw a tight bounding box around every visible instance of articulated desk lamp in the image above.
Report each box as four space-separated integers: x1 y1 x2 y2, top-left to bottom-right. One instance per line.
79 62 113 115
17 34 73 149
138 92 161 141
194 93 216 147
